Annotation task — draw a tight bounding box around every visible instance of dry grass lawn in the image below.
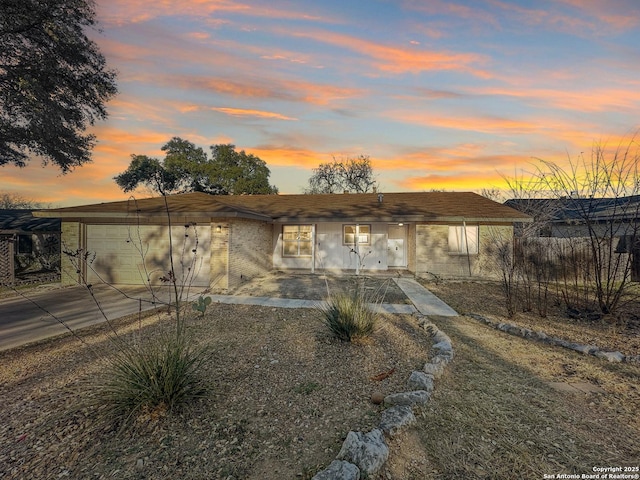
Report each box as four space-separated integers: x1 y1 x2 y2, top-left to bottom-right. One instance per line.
1 276 638 479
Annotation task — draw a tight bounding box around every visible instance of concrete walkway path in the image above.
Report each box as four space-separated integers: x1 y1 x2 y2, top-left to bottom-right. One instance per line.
1 276 456 351
393 277 458 316
208 277 457 317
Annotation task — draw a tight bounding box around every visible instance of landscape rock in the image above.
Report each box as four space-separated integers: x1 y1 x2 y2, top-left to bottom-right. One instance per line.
423 362 445 378
430 353 452 365
595 351 625 363
337 429 389 476
432 340 453 353
370 392 385 405
566 343 598 355
312 460 360 480
407 371 434 392
432 331 451 344
384 390 431 407
535 331 548 341
465 313 631 364
379 405 416 436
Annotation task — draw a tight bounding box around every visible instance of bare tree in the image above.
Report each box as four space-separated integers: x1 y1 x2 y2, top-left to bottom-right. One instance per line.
305 155 378 194
531 138 640 315
479 187 504 203
0 192 42 209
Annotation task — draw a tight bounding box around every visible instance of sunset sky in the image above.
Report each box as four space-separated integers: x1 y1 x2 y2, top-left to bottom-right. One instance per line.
3 0 640 206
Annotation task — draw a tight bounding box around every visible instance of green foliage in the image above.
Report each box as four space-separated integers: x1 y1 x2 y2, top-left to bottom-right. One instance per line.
192 295 212 316
114 138 279 195
97 333 209 424
317 290 378 342
0 0 118 171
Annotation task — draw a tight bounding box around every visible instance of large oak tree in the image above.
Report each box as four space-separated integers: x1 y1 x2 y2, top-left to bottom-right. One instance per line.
115 138 279 196
0 0 117 172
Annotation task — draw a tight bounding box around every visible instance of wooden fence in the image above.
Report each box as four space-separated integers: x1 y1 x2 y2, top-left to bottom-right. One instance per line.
513 236 637 283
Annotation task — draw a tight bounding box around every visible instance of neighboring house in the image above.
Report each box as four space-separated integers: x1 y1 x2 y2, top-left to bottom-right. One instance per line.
0 210 61 284
504 195 640 281
504 195 640 238
34 192 531 290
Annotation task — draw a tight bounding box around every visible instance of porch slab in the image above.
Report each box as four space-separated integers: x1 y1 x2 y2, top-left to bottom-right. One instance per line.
393 278 458 317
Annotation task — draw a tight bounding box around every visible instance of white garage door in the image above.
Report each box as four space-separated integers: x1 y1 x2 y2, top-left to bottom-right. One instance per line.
86 224 211 286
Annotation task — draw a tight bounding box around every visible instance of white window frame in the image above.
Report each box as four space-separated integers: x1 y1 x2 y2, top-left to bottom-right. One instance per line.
343 224 371 246
282 225 313 257
448 225 479 255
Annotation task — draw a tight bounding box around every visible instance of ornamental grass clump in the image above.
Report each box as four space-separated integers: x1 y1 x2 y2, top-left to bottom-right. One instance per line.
97 332 209 425
318 290 378 342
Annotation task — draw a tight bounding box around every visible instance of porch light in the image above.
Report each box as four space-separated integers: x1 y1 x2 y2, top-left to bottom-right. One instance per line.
398 223 404 226
216 225 222 233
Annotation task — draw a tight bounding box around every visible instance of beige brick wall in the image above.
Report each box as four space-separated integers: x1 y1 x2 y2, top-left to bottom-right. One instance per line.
415 223 513 279
407 223 416 273
228 219 273 289
210 219 273 291
210 221 230 290
60 222 81 286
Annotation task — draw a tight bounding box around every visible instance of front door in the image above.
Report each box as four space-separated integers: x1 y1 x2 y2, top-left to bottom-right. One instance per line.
387 225 407 267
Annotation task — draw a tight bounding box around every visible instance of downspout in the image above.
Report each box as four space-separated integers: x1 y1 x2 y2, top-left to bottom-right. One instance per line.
463 219 472 276
311 224 316 274
355 223 360 275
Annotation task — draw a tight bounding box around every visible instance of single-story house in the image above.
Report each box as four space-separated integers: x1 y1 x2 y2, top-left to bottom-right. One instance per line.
0 210 61 284
504 195 640 239
34 192 531 289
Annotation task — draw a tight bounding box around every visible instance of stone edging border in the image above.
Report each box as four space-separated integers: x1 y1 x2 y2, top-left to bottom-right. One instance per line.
465 313 640 364
311 313 453 480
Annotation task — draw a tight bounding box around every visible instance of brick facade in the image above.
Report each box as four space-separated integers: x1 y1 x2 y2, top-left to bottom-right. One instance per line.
60 222 81 286
211 219 273 290
415 223 513 279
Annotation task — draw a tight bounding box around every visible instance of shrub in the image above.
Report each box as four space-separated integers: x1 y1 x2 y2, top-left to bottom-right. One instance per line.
97 333 209 424
318 290 378 342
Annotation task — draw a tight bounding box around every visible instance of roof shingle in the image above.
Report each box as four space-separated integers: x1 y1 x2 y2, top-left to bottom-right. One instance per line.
36 192 531 223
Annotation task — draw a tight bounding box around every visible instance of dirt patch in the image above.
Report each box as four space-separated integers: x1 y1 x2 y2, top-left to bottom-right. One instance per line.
0 296 431 479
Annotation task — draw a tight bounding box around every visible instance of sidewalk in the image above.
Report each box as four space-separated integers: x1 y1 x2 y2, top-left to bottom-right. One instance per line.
1 277 457 351
207 277 458 317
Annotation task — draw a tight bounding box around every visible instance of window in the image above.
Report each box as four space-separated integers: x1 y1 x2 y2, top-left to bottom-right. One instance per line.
343 224 371 246
448 226 478 254
17 235 33 255
283 225 312 257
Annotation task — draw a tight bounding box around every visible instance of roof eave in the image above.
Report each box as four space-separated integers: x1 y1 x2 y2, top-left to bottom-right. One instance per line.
34 210 272 222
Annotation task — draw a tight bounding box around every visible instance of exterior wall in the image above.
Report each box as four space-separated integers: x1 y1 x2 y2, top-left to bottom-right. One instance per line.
210 221 230 290
415 223 513 279
272 224 313 270
227 219 273 289
61 222 81 285
407 223 416 273
0 235 14 283
273 222 388 271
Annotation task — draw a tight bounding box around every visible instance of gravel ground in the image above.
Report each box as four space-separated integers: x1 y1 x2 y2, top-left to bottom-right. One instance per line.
0 274 432 479
4 274 636 479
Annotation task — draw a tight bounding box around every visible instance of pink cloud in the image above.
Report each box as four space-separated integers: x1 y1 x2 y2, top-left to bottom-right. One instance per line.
284 28 491 77
209 107 297 121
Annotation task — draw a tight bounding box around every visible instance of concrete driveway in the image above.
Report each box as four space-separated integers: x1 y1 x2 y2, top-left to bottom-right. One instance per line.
0 284 204 352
